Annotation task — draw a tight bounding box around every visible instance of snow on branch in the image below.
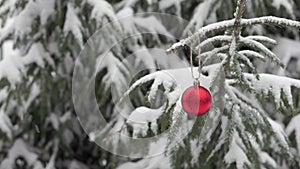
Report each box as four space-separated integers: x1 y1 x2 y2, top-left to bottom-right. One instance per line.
167 16 300 53
0 0 55 43
64 3 83 47
200 45 229 64
196 35 232 50
0 139 44 168
245 36 277 46
244 73 300 108
224 130 250 169
239 37 283 67
126 106 164 137
238 50 265 61
0 42 54 86
286 114 300 154
0 110 13 139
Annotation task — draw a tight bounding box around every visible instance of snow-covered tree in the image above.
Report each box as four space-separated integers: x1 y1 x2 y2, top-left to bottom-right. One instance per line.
0 0 183 168
0 0 300 169
117 1 300 169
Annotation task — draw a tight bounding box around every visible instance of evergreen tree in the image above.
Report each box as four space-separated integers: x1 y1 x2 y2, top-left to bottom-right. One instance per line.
0 0 300 169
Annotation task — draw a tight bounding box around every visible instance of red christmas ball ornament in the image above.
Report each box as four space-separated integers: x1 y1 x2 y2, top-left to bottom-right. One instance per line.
181 85 212 116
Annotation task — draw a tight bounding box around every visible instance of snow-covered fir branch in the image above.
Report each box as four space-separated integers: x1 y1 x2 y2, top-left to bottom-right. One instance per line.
167 16 300 53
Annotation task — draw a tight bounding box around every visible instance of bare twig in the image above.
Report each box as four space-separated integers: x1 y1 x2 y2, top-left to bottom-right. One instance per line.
233 0 247 40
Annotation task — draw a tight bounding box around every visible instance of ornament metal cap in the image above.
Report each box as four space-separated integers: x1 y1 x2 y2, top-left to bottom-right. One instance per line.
193 80 200 86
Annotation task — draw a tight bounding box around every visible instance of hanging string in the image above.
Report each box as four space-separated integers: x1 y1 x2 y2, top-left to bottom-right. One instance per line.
188 31 202 86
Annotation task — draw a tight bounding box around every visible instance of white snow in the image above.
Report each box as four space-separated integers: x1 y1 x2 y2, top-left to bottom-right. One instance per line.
127 106 163 137
190 139 202 164
24 43 53 68
0 42 54 86
0 87 8 103
149 48 189 69
37 0 55 26
286 114 300 155
69 160 89 169
60 111 72 123
88 0 115 21
148 78 163 102
240 37 280 65
0 0 17 15
0 110 13 139
0 139 43 169
238 50 265 60
273 37 300 75
0 18 15 43
4 0 55 38
159 0 186 17
249 133 278 168
122 0 139 8
206 116 228 161
49 114 59 130
224 130 250 169
0 41 24 85
246 36 277 45
64 3 83 47
249 135 278 168
229 36 237 56
116 138 171 169
200 45 229 64
184 0 219 35
260 152 277 168
268 118 289 149
133 46 157 73
271 0 294 17
16 82 40 120
197 35 232 49
134 16 173 38
244 73 300 107
96 51 128 97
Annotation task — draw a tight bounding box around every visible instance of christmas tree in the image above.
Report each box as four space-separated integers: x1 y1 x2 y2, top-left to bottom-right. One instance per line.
0 0 300 169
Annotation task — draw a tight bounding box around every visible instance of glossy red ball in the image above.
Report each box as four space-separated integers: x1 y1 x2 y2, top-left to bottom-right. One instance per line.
181 86 212 116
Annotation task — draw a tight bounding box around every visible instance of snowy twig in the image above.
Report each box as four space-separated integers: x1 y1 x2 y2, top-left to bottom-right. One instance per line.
245 36 277 45
196 35 232 50
238 50 265 61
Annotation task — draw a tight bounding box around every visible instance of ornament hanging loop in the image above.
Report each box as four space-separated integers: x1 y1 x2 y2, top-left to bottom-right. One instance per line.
188 31 202 86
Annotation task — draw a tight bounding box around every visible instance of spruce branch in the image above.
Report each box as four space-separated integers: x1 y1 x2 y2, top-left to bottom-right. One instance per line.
239 37 284 67
200 45 229 64
167 16 300 53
